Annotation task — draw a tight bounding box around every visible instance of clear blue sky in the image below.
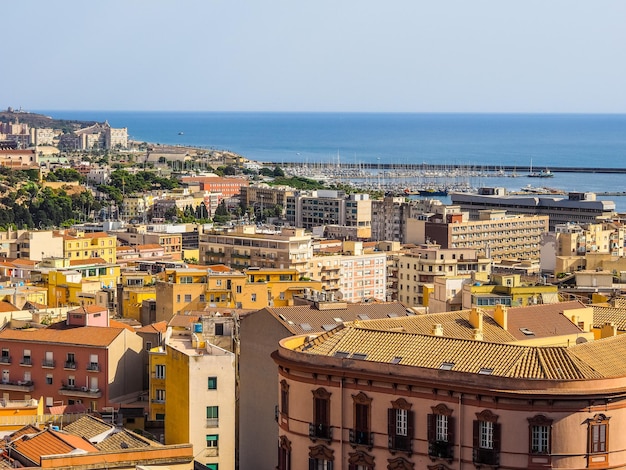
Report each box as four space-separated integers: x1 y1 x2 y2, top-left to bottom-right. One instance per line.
5 1 626 112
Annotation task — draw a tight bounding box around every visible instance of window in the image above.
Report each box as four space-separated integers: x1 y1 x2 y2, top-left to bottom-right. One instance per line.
46 374 53 385
588 413 609 466
388 398 413 452
528 415 552 455
473 410 501 466
278 435 291 470
67 376 75 387
184 294 192 302
348 450 374 470
251 293 257 302
206 464 218 470
155 389 165 402
310 388 331 440
146 341 152 351
206 406 219 427
236 285 242 294
428 404 454 459
215 323 224 336
66 353 76 369
155 364 165 379
206 434 219 448
0 349 9 363
208 376 217 390
21 349 31 366
309 445 333 470
350 392 372 447
280 380 289 416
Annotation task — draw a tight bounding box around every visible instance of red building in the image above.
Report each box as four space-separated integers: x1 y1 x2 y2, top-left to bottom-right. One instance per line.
0 306 143 412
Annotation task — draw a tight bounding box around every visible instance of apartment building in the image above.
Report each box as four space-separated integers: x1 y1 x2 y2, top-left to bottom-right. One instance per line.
239 183 294 219
0 306 143 412
116 225 183 260
180 175 249 199
451 187 616 231
200 225 313 274
396 244 491 308
58 122 128 150
152 325 236 470
286 190 372 239
273 303 624 470
309 241 387 302
59 229 117 264
414 209 548 261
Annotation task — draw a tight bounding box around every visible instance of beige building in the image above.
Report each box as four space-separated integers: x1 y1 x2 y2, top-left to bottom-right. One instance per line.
286 190 372 239
0 229 64 260
200 225 313 274
396 244 491 308
273 302 625 470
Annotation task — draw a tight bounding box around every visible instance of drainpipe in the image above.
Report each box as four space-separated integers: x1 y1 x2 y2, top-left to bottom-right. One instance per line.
459 392 463 469
340 376 344 470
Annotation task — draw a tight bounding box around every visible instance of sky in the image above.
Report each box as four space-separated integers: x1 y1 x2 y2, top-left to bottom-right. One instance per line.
4 1 626 113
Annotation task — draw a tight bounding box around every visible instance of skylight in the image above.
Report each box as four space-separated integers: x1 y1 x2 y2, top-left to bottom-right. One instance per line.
387 313 398 318
357 314 370 320
478 368 494 375
322 324 338 331
440 362 455 370
333 317 344 323
519 327 535 336
334 351 350 358
391 356 402 364
351 353 368 360
300 323 313 331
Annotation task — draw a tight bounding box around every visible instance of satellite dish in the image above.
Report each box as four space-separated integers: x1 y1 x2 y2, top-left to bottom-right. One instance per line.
576 337 588 344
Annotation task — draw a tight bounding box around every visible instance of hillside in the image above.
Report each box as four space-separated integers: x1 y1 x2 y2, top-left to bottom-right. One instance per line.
0 108 98 133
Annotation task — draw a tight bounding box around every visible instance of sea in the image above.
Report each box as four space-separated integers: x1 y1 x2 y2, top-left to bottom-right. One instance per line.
40 111 626 210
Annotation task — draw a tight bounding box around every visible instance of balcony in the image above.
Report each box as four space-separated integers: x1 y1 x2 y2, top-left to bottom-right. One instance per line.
0 356 11 364
473 448 500 466
349 429 373 448
41 359 55 368
205 418 219 428
86 363 100 372
64 361 77 370
204 448 219 458
429 440 454 460
309 423 332 441
389 434 412 453
59 385 102 398
0 380 34 392
20 357 32 366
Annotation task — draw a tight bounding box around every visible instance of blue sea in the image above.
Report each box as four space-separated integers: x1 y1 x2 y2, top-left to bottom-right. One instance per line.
40 111 626 207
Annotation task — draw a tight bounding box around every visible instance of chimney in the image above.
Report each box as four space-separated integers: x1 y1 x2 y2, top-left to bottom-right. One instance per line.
431 324 444 336
494 304 508 330
472 328 483 341
469 307 483 331
600 322 617 339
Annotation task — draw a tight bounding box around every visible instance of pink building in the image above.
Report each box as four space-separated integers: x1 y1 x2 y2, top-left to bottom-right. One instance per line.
0 306 143 412
273 323 626 470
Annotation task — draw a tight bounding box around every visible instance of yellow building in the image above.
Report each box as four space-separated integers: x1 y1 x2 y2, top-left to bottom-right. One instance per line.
118 270 156 321
0 398 44 432
462 273 559 309
60 229 117 264
154 328 236 470
155 265 322 322
148 346 167 422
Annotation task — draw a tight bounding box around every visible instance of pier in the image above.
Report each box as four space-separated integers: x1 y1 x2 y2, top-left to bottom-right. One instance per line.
271 162 626 174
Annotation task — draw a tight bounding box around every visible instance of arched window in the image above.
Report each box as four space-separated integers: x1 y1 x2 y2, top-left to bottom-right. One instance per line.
472 409 500 466
388 398 414 453
428 404 454 460
310 388 332 441
350 392 373 448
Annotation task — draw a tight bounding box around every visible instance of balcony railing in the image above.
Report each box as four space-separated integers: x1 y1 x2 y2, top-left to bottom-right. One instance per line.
86 363 100 372
0 356 11 364
473 448 500 466
64 361 77 370
205 418 219 428
429 440 454 460
349 429 373 448
59 385 102 398
42 359 55 368
389 434 412 453
0 380 34 392
309 423 332 441
20 357 32 366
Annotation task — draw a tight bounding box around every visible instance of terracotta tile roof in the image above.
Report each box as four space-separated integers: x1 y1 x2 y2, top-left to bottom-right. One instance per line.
137 244 163 251
64 415 113 440
504 301 586 339
116 246 135 252
96 429 157 451
0 301 19 312
68 305 107 315
295 325 605 380
207 264 234 273
169 314 200 328
11 429 98 465
263 301 412 335
137 321 168 334
592 305 626 331
48 403 88 415
109 319 137 332
0 325 124 347
357 311 516 343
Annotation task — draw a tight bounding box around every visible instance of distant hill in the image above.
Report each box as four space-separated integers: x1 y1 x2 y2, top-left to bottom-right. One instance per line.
0 108 99 133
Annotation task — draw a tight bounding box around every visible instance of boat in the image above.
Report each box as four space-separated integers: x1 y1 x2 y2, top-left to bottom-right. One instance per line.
418 188 448 196
528 169 554 178
527 158 554 178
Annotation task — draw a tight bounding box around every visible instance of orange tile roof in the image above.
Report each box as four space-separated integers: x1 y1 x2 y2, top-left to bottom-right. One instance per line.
137 244 163 250
69 258 109 266
0 325 124 347
0 301 19 312
68 305 107 315
12 429 98 465
137 321 168 334
109 319 137 332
